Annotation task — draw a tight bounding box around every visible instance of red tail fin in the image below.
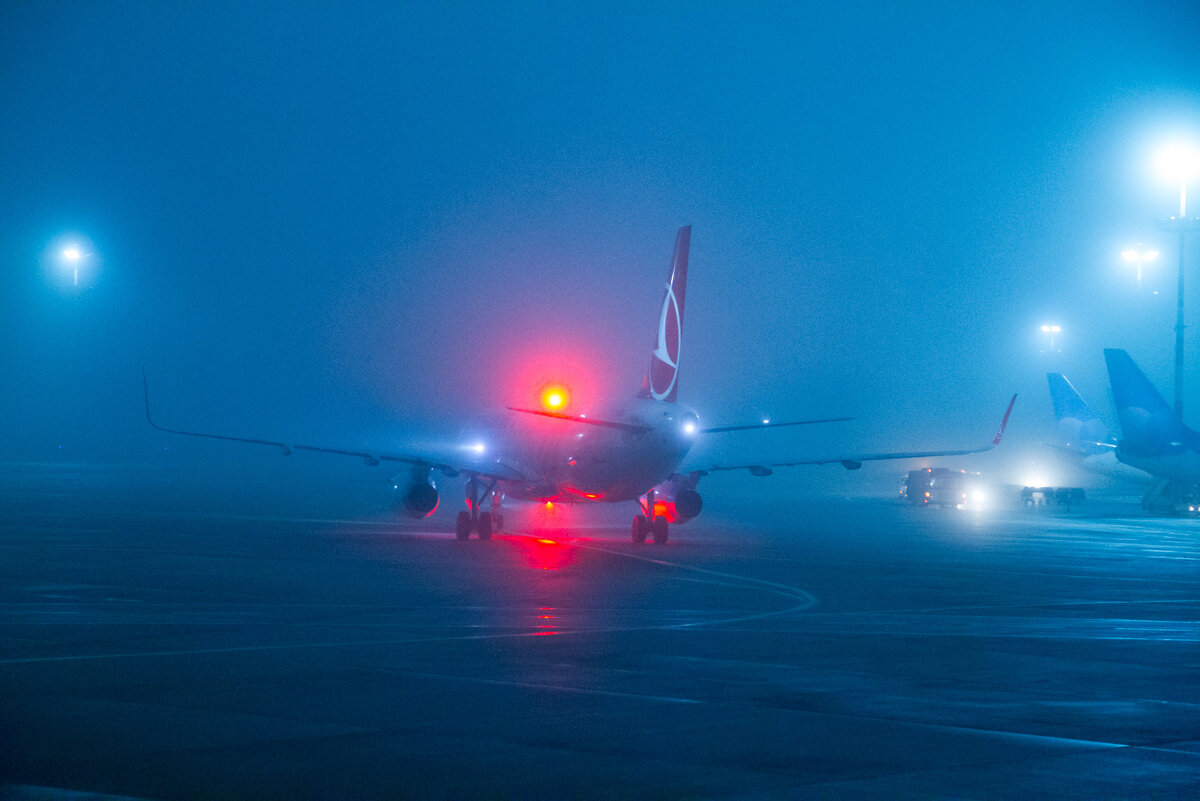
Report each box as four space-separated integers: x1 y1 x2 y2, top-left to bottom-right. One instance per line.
640 226 690 403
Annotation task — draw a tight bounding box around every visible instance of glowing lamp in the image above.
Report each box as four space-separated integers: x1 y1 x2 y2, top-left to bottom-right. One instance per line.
539 383 570 411
1156 142 1200 184
1122 246 1159 284
1156 141 1200 217
61 245 85 286
1122 248 1159 262
1039 324 1062 352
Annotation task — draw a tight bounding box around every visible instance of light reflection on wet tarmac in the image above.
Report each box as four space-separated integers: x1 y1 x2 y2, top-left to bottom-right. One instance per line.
2 464 1199 799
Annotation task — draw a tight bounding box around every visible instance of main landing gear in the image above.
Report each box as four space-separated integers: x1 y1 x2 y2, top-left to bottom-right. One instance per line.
632 514 668 544
457 475 504 541
632 490 669 544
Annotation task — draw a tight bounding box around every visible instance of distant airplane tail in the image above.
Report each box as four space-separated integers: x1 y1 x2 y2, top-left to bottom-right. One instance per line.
639 225 690 403
1046 373 1112 454
1103 349 1198 454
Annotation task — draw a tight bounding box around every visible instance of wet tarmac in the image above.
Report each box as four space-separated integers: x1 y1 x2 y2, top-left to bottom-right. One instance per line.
1 463 1198 799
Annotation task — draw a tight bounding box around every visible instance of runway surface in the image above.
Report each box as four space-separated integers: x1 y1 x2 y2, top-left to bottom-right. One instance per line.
1 463 1198 799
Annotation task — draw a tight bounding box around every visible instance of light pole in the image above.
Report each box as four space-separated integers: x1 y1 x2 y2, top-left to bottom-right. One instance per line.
1122 245 1159 285
1154 142 1200 417
1040 323 1061 352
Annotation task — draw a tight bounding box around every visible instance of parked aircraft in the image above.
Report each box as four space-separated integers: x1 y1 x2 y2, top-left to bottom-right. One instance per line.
1045 372 1148 483
1105 348 1200 513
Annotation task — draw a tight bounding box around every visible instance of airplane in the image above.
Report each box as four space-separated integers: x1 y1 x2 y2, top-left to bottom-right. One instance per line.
1104 348 1200 513
144 226 1016 543
1045 372 1148 484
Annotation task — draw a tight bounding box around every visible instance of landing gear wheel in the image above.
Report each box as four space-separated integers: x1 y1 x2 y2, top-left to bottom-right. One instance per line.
477 511 492 540
455 511 472 541
632 515 648 544
492 514 504 534
651 515 669 545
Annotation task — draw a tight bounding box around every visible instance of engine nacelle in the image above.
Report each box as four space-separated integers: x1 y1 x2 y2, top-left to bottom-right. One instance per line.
673 488 703 520
393 468 439 519
650 475 703 523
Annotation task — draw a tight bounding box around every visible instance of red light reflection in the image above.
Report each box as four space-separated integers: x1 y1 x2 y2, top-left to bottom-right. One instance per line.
532 606 560 636
511 534 575 571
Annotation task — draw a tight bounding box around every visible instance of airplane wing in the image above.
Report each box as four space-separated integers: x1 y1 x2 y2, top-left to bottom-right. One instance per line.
699 417 853 433
506 406 853 433
1042 441 1116 457
505 407 653 432
143 372 529 483
686 394 1016 476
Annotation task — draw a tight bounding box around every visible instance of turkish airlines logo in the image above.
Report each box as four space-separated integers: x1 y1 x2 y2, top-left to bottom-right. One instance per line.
649 281 680 400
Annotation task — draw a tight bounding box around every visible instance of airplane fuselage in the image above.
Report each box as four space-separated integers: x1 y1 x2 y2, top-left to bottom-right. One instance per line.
1115 442 1200 484
1074 449 1151 484
468 398 699 503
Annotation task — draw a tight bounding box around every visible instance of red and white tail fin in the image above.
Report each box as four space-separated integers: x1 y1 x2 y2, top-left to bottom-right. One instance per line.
640 225 690 403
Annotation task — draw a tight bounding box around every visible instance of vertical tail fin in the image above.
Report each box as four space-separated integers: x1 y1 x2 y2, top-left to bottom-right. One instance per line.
1046 373 1112 452
1103 348 1193 451
640 225 691 403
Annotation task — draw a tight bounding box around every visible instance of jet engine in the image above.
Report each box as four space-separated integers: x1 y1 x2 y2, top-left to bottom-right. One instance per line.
393 467 439 518
672 488 703 520
651 474 703 523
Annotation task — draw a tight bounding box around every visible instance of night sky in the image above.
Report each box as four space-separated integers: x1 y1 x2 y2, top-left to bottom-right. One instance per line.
3 2 1199 499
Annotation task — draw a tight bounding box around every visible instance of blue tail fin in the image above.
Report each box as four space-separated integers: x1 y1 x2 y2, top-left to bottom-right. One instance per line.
1103 349 1194 453
1046 373 1111 452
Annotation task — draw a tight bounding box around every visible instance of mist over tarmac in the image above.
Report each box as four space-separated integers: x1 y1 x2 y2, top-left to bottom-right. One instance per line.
3 3 1199 498
3 4 1200 798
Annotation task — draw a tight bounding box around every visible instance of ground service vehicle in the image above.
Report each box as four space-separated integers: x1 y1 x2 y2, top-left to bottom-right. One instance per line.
905 468 985 509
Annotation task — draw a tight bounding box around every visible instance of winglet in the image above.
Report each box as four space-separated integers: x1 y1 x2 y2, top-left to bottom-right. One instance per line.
142 369 294 456
142 368 159 429
993 394 1017 446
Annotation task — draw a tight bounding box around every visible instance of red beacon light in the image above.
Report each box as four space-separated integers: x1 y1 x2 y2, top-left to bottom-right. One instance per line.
539 383 571 412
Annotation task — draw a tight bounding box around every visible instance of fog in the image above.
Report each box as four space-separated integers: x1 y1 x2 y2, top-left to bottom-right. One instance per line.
2 2 1199 508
